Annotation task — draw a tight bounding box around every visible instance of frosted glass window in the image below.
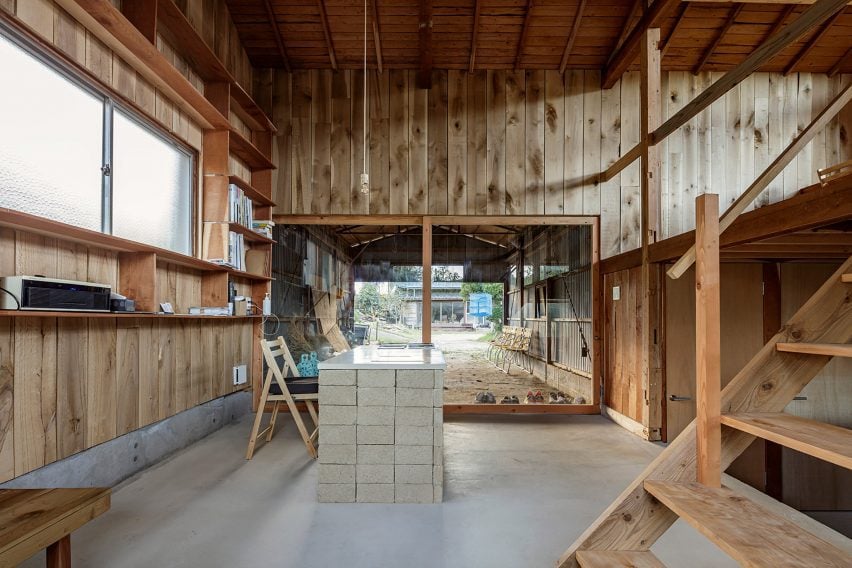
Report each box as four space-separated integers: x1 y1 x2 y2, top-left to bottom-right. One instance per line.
0 34 104 231
112 110 192 254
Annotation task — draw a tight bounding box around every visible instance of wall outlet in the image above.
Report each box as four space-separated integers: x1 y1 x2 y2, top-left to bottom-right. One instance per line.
232 364 248 386
612 286 621 301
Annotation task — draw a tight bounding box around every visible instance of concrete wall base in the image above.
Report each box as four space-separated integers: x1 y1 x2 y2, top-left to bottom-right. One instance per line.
0 391 252 489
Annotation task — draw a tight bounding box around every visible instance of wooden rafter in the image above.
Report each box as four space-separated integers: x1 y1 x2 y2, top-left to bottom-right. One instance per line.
514 0 535 71
316 0 338 70
660 3 688 58
262 0 291 72
651 0 849 145
607 0 644 66
418 0 433 89
784 8 845 74
694 3 743 74
764 4 797 42
602 0 680 89
370 0 384 73
559 0 587 74
829 45 852 76
469 0 481 73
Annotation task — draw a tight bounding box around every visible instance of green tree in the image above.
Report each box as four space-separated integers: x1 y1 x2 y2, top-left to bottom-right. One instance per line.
356 284 381 316
432 265 462 282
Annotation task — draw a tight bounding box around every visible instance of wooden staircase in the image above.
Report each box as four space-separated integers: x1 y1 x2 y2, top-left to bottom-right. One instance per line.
566 256 852 567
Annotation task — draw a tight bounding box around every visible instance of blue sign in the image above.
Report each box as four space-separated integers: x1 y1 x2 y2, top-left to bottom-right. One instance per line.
467 293 493 317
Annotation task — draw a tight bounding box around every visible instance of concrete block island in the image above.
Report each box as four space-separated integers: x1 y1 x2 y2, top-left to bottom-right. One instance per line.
317 345 446 504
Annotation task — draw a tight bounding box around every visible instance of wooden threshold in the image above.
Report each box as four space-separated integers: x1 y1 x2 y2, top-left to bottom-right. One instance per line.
776 342 852 357
576 550 666 568
644 480 851 567
721 412 852 469
443 404 599 415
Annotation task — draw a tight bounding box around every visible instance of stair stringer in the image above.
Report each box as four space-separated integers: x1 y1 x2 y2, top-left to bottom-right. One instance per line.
557 256 852 568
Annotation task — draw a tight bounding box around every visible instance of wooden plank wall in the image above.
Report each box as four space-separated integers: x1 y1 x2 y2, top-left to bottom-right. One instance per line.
0 227 252 482
271 70 852 258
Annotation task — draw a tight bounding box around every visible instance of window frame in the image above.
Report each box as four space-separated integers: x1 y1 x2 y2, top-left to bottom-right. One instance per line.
0 20 198 255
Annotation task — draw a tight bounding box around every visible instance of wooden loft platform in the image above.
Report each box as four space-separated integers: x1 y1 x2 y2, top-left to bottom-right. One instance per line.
601 176 852 274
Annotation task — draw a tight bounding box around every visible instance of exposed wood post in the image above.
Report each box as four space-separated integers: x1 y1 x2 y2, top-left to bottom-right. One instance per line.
370 0 384 73
695 193 721 488
640 28 663 440
418 0 433 89
667 81 852 279
422 217 432 343
468 0 481 73
263 0 292 72
591 217 602 407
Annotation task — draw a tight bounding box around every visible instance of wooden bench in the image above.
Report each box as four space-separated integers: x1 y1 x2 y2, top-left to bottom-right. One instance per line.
0 488 111 567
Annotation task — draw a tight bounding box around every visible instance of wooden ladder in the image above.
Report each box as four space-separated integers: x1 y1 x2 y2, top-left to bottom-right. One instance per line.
562 220 852 566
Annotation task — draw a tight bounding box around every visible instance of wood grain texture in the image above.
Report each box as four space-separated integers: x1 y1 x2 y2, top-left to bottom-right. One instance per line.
576 550 665 568
56 319 86 459
722 412 852 469
644 480 851 567
0 317 14 482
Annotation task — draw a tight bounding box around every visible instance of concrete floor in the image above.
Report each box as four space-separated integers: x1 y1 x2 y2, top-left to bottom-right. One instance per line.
22 415 735 568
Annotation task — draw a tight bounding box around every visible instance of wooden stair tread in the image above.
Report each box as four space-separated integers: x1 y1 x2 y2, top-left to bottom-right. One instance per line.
643 481 852 567
721 412 852 469
776 342 852 357
577 550 666 567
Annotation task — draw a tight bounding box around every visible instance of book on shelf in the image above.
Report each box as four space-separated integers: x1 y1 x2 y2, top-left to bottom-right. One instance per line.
251 219 275 239
228 183 254 228
228 231 247 271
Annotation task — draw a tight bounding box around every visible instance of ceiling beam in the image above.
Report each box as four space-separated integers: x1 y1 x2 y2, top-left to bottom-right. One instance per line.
559 0 587 74
602 0 680 89
316 0 338 70
829 45 852 76
651 0 849 145
694 3 744 74
469 0 481 73
262 0 291 72
370 0 384 73
660 3 688 58
514 0 535 71
607 0 644 66
784 8 845 74
764 4 797 41
418 0 433 88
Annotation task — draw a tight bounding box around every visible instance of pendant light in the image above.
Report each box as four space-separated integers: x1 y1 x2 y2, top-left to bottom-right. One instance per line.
359 0 370 194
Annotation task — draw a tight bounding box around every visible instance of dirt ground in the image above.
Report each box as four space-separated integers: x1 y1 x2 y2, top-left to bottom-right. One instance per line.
431 329 551 404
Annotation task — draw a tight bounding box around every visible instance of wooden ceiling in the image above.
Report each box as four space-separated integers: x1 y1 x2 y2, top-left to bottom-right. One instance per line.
224 1 852 75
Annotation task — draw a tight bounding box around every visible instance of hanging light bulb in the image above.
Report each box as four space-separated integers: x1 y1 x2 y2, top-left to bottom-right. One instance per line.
360 0 370 194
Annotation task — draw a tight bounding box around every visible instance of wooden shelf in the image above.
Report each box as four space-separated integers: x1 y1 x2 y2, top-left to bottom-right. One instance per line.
54 0 230 131
226 268 273 282
643 480 852 567
229 223 275 245
0 310 262 319
155 0 275 133
0 208 274 284
228 176 276 207
721 412 852 469
229 130 275 171
776 342 852 357
576 550 665 568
